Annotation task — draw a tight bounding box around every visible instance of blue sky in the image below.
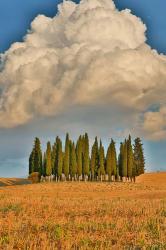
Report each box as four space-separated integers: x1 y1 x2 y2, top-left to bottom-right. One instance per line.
0 0 166 177
0 0 166 54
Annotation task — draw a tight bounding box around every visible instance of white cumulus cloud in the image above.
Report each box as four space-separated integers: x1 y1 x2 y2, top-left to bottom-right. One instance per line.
0 0 166 140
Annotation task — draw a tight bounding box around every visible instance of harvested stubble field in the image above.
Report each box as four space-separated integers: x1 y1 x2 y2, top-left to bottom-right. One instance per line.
0 173 166 250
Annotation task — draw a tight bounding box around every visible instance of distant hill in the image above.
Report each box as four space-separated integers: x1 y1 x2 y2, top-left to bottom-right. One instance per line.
136 172 166 187
0 178 31 187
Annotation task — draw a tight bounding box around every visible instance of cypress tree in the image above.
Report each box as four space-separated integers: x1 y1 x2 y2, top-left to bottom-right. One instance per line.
54 136 60 178
29 149 35 175
118 142 123 180
90 141 96 181
32 137 42 174
42 152 46 177
46 141 52 177
133 138 145 176
83 133 90 180
52 142 57 176
54 137 63 180
106 145 112 181
132 157 137 182
122 140 127 180
71 142 77 179
69 139 73 179
76 136 83 180
110 139 117 180
64 133 70 180
57 138 63 180
81 135 85 177
98 140 105 181
94 137 99 180
127 135 133 181
81 135 85 156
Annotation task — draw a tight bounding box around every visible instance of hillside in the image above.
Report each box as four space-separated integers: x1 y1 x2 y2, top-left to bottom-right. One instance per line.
0 178 31 187
136 172 166 187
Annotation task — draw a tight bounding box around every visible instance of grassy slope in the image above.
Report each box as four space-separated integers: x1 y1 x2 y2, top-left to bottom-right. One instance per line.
0 172 165 249
0 178 31 187
136 172 166 186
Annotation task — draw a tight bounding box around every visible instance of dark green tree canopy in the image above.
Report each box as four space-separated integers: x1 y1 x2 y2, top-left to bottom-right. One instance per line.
46 141 52 176
133 137 145 176
29 134 145 182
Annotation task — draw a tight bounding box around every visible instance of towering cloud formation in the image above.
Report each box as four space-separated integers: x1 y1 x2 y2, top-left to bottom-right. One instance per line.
0 0 166 140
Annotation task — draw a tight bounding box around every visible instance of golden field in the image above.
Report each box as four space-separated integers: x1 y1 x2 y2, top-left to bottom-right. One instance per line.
0 173 166 249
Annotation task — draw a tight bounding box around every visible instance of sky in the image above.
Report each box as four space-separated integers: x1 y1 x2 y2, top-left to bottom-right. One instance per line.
0 0 166 54
0 0 166 177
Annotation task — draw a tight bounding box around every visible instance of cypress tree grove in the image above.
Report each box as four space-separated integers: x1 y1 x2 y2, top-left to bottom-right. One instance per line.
133 137 145 176
127 135 133 181
46 141 52 177
29 134 145 182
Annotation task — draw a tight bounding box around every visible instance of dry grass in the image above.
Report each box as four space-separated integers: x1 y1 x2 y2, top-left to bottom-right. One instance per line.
136 172 166 188
0 178 31 187
0 173 166 249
